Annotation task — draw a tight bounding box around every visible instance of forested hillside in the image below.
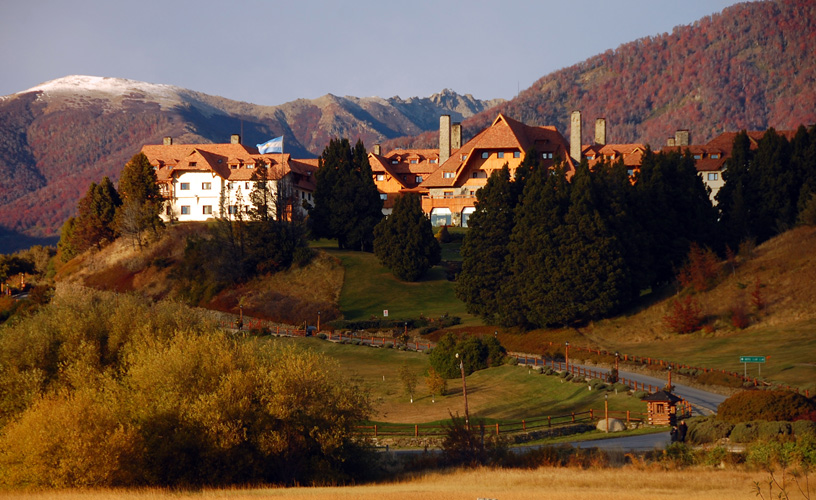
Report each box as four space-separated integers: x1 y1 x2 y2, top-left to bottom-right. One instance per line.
386 0 816 150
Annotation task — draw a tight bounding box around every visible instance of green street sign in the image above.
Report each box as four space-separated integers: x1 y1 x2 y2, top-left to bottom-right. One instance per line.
740 356 766 363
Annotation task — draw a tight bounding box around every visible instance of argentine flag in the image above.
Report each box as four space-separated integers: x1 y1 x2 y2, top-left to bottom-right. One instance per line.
257 136 283 154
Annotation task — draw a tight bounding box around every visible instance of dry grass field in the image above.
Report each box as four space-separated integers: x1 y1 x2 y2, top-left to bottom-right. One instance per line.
0 467 774 500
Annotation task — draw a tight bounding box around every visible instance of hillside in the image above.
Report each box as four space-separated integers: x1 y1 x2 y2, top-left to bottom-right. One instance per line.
0 78 502 251
385 0 816 151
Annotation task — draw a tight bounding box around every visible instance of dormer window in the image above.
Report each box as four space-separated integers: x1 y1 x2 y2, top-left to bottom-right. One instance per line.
391 159 399 164
587 155 595 160
189 162 197 167
497 152 505 159
481 152 489 159
514 151 521 158
461 154 468 160
443 172 455 179
693 154 702 160
711 154 720 159
410 159 417 164
376 174 385 181
430 159 437 164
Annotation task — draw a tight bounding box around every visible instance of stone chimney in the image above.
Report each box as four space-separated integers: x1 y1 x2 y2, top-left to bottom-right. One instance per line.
231 134 241 145
570 111 582 164
163 136 173 146
667 137 676 147
675 130 690 146
439 115 451 164
452 123 462 150
594 118 606 145
373 144 381 155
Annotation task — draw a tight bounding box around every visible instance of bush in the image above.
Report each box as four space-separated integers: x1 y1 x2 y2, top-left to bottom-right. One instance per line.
717 390 816 424
757 421 792 440
384 342 394 349
441 414 508 467
792 419 816 438
663 294 703 334
687 416 734 444
317 333 327 340
612 382 630 393
695 370 745 389
729 421 760 443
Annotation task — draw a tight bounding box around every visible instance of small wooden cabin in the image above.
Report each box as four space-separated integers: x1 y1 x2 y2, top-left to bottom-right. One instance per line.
641 390 682 426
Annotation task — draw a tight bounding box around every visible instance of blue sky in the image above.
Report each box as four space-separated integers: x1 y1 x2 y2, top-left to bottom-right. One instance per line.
1 0 744 106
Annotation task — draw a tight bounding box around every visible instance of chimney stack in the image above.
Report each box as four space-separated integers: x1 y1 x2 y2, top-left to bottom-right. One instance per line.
231 134 241 145
570 111 582 164
373 144 381 155
667 137 676 147
163 136 173 146
675 130 690 147
439 115 451 164
451 123 462 150
594 118 606 145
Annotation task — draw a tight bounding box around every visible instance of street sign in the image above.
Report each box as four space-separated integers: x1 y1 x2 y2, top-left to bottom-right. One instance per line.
383 309 389 317
740 356 766 363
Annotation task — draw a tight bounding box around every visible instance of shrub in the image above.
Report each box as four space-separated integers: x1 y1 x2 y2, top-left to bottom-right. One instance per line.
695 370 745 389
441 414 508 467
612 382 629 393
730 300 750 329
792 420 816 438
662 442 695 466
687 416 734 444
730 421 760 443
317 333 327 340
717 390 816 424
676 243 721 292
663 294 703 334
384 342 393 349
757 421 792 441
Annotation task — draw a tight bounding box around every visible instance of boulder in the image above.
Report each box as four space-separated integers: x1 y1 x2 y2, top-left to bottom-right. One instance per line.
596 418 626 432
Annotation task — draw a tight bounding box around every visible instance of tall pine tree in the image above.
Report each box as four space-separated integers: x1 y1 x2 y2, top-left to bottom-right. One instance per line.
373 193 440 281
116 152 164 249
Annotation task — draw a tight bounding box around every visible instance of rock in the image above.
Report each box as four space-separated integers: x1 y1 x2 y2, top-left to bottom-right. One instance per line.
596 418 626 432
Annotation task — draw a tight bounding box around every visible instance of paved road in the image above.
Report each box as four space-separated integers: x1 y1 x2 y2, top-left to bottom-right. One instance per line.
519 358 729 416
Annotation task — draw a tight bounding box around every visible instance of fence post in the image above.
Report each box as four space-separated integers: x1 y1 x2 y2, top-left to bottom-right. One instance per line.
548 416 551 427
572 412 575 423
626 410 630 422
415 424 418 437
590 409 594 419
522 420 526 431
374 424 378 437
496 423 500 436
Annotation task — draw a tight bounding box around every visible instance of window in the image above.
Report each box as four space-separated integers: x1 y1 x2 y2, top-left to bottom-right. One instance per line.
707 173 719 181
481 152 489 159
410 159 417 164
231 165 238 169
245 182 250 189
443 172 455 179
181 205 190 215
228 205 238 215
376 174 385 181
202 182 211 190
415 175 423 183
461 154 468 160
380 193 387 200
542 153 553 159
443 191 453 198
180 182 190 190
308 192 312 200
513 151 521 158
189 162 197 167
165 206 172 216
391 160 399 164
497 152 504 159
228 182 234 190
202 205 212 215
430 159 437 164
693 154 702 160
627 169 635 176
587 155 596 160
711 154 720 159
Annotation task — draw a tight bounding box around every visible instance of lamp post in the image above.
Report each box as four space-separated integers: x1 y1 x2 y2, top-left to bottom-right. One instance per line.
667 364 672 392
613 351 619 383
605 392 609 433
317 311 321 333
456 352 470 430
565 341 570 372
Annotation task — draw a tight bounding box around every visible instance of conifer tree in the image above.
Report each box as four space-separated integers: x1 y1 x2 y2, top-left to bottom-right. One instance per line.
309 139 382 250
373 193 440 281
59 177 122 259
116 152 164 248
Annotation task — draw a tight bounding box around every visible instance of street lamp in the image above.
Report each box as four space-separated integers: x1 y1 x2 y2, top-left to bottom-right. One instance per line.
456 352 470 430
317 311 321 333
565 341 570 372
605 392 609 433
667 364 673 392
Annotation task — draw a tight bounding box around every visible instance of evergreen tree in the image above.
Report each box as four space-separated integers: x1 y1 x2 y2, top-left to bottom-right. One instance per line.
717 131 754 249
751 128 794 241
373 193 440 281
248 160 274 222
116 152 164 248
58 177 122 259
508 163 571 327
309 139 382 250
636 149 717 286
455 155 531 324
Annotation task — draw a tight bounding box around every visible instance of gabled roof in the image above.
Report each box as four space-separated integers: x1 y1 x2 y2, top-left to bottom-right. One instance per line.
583 143 647 168
420 114 573 188
641 390 682 404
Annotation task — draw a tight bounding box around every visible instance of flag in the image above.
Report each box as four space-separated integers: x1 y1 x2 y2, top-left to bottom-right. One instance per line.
257 136 283 154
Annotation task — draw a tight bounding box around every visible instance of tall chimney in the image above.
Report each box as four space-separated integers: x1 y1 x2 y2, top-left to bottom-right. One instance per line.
163 136 173 146
451 123 462 150
675 130 690 146
594 118 606 145
570 111 582 164
439 115 451 164
231 134 241 145
373 144 381 155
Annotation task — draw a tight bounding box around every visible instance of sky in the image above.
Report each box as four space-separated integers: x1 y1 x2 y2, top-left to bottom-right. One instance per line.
1 0 746 106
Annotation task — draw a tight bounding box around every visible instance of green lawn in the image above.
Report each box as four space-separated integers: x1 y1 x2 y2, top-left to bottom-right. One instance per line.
275 337 648 425
317 245 477 325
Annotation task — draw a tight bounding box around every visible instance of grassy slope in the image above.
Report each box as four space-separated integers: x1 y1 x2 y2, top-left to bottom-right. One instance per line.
278 337 644 424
